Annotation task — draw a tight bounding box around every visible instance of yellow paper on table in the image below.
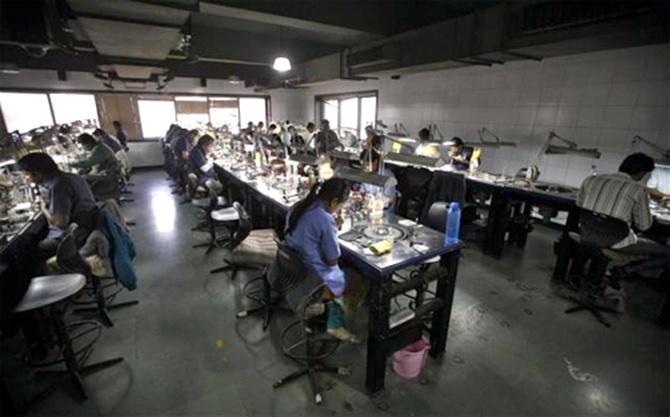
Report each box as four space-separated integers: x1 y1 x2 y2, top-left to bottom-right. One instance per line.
392 142 402 153
369 239 393 256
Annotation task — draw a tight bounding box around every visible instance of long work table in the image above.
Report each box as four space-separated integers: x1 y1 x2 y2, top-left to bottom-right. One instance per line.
214 158 462 396
385 160 670 260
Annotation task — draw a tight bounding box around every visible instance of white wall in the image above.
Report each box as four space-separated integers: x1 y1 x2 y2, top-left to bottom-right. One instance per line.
292 43 670 188
269 88 306 124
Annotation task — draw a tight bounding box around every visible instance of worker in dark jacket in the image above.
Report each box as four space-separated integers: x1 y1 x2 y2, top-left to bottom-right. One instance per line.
18 152 97 257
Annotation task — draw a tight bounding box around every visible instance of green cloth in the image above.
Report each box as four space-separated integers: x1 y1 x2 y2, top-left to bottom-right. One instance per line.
72 143 117 173
326 299 346 329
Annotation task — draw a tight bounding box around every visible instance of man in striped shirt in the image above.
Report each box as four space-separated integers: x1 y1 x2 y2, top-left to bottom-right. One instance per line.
577 153 668 278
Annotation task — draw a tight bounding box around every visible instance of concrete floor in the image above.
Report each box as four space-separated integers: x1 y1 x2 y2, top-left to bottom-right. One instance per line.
5 170 668 416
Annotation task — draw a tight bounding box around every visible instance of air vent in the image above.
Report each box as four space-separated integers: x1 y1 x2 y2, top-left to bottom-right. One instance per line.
522 1 654 34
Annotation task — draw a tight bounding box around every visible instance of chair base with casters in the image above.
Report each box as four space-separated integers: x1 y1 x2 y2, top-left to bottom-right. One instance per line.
273 317 351 405
562 232 621 327
13 274 124 401
236 270 291 331
563 294 619 328
71 275 139 327
269 257 350 406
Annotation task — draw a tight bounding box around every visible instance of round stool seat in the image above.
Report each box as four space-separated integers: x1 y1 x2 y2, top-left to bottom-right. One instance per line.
568 232 581 243
602 249 644 264
211 207 239 222
13 274 86 313
422 256 440 264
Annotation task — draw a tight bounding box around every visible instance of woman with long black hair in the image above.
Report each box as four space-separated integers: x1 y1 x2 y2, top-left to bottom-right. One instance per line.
284 177 359 342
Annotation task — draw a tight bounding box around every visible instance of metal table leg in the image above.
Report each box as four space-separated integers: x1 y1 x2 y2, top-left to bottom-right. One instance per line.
365 274 391 395
430 249 460 356
483 190 508 258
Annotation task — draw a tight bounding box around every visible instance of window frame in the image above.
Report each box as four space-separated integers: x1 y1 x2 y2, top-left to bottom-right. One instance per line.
315 90 378 139
48 92 100 125
0 87 272 140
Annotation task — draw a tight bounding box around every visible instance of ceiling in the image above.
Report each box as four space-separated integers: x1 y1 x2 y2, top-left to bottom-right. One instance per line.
1 1 664 90
0 0 498 88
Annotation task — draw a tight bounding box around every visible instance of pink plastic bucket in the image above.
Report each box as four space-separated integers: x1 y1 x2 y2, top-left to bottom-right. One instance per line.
392 338 430 379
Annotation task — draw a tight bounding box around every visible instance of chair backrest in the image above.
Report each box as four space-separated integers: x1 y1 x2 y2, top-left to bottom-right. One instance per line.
397 166 432 197
578 209 630 249
420 171 465 224
267 241 324 314
56 224 92 277
226 202 253 250
424 202 449 232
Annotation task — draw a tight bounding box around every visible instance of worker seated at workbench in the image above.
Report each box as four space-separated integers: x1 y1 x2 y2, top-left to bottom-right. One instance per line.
359 148 397 210
71 133 119 176
416 128 441 158
17 153 97 259
188 134 223 198
443 137 477 171
92 128 131 178
284 178 365 343
578 153 669 289
314 119 343 155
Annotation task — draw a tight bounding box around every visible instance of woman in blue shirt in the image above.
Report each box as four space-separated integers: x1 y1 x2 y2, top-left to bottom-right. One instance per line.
285 178 359 342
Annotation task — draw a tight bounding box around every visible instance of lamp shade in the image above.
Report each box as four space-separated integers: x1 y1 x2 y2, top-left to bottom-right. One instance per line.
272 56 291 72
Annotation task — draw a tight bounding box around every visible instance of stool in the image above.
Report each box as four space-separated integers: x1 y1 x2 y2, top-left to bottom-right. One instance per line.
210 203 253 276
14 274 123 401
193 205 239 254
191 196 227 232
562 210 630 327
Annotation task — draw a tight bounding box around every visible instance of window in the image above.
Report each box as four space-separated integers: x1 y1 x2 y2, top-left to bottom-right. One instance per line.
316 92 377 141
209 97 239 133
175 96 209 129
137 99 176 138
0 92 54 133
360 96 377 139
323 99 339 131
239 97 267 128
49 93 99 125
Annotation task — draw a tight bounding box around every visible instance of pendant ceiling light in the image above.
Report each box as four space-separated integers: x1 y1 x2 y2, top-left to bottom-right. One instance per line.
273 26 291 72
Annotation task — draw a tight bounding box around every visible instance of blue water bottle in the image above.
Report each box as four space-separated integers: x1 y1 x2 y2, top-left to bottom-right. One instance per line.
445 202 461 245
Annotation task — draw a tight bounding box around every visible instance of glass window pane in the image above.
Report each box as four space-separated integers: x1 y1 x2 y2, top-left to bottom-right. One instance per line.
209 97 239 133
323 99 339 130
360 96 377 138
174 96 208 129
0 92 53 132
49 93 99 125
339 97 358 138
239 97 267 127
176 113 209 129
137 100 176 138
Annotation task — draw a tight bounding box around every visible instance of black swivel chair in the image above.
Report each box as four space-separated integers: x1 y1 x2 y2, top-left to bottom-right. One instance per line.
268 243 350 405
563 209 631 327
57 224 138 327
